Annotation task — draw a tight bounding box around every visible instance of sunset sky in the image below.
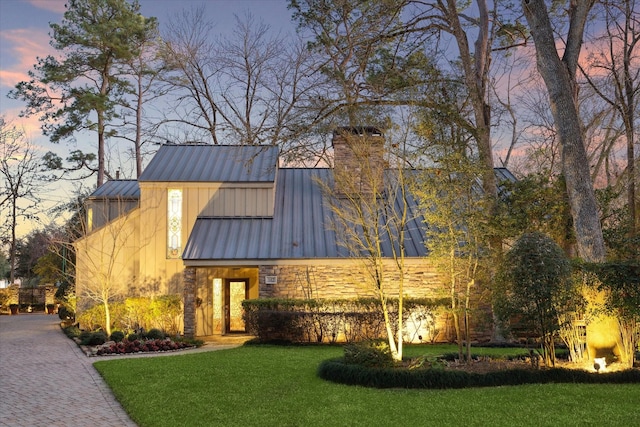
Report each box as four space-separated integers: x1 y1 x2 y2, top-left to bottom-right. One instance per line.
0 0 294 237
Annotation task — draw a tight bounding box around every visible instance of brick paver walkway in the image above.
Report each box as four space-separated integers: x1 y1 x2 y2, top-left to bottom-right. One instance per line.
0 313 136 427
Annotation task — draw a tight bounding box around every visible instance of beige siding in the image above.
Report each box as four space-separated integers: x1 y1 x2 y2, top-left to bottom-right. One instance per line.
201 187 273 217
75 209 141 313
77 178 275 328
135 182 274 297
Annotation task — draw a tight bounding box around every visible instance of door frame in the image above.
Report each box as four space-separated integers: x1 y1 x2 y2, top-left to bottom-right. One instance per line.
224 278 249 334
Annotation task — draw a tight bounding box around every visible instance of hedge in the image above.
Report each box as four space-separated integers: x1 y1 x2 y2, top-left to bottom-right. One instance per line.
242 297 448 343
317 357 640 389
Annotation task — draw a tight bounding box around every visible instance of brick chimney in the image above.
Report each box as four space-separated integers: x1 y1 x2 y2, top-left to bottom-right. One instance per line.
332 127 385 196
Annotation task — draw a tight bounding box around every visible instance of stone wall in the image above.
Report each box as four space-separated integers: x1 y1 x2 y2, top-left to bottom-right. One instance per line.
258 262 443 299
182 260 494 342
183 267 196 337
258 261 493 342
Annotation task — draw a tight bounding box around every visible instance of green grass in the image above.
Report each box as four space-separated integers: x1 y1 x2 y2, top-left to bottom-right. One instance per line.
94 345 639 427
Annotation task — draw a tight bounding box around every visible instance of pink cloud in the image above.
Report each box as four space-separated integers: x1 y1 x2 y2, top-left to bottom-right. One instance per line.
0 28 54 88
26 0 66 14
1 107 46 142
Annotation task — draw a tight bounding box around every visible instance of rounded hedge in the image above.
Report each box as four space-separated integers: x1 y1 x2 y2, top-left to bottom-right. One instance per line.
317 358 640 389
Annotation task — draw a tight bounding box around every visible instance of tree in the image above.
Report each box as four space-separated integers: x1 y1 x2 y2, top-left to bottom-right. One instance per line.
321 129 413 362
0 118 43 286
115 11 165 177
9 0 157 187
522 0 605 262
496 174 575 256
495 232 576 367
73 200 140 336
161 8 318 154
580 0 639 241
413 131 492 362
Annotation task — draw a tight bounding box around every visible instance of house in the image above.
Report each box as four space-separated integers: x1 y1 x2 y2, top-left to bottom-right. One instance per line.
75 128 515 340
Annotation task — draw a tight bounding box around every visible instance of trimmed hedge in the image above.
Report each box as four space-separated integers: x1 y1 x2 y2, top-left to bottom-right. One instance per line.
318 358 640 389
242 297 448 344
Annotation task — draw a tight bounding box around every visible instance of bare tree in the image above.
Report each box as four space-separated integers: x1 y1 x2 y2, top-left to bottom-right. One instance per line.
161 5 222 144
321 129 414 362
0 118 44 286
72 198 143 336
580 0 639 238
115 18 167 177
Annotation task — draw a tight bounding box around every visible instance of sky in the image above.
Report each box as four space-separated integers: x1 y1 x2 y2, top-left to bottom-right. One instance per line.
0 0 296 238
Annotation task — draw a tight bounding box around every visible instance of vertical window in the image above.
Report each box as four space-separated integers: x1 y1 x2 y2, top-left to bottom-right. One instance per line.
167 189 182 258
87 207 93 232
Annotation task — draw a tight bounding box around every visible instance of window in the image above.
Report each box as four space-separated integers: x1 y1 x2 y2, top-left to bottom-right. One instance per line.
87 206 93 232
167 189 182 258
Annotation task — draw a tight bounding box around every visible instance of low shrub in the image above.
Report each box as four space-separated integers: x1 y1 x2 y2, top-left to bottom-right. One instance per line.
127 333 140 341
110 331 125 342
317 358 640 389
63 325 81 339
145 328 165 340
58 306 75 321
78 295 182 336
343 340 394 368
82 331 108 346
95 338 198 356
78 330 92 344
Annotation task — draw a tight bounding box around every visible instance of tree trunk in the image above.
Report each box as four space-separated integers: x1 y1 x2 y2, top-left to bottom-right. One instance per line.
104 300 111 337
522 0 605 262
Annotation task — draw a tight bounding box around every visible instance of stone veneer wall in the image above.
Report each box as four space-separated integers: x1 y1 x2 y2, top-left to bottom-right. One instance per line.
182 261 493 341
183 267 196 337
258 263 443 299
258 262 493 342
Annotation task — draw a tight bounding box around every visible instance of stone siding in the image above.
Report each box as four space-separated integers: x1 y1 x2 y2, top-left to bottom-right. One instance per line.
258 262 443 299
258 262 493 342
183 267 196 338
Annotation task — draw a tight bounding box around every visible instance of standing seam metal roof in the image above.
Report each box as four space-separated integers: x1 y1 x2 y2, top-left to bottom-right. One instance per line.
182 169 430 261
138 144 278 182
88 180 140 199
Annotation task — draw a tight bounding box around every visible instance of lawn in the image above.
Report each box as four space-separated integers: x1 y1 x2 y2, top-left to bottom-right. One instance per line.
94 345 639 427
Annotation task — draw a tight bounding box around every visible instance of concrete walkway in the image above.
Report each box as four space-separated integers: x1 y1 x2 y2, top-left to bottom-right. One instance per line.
0 313 244 427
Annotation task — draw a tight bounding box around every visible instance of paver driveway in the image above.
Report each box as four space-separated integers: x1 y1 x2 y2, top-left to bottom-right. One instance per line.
0 313 136 427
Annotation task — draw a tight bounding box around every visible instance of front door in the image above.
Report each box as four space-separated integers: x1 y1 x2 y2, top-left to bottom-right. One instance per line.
225 279 248 333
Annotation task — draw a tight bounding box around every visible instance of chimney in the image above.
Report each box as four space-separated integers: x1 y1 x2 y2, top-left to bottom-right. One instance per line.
332 126 385 196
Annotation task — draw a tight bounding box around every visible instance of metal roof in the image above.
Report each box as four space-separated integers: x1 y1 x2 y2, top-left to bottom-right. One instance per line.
88 180 140 199
139 144 278 182
182 169 430 261
494 167 517 183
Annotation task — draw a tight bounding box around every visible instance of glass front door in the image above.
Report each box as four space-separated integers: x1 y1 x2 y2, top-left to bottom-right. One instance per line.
225 279 248 333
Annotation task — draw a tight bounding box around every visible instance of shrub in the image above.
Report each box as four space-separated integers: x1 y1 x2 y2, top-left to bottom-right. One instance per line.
58 306 75 321
127 333 140 341
63 325 81 339
78 330 92 344
82 331 108 346
145 328 165 340
317 358 640 389
110 331 125 342
343 340 394 368
243 297 447 344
